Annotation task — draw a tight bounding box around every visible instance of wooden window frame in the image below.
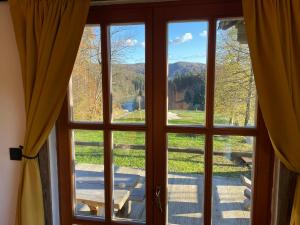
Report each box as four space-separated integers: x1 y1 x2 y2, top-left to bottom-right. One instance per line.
56 1 274 225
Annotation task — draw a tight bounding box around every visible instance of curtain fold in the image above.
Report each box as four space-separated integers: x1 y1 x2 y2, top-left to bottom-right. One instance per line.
242 0 300 224
8 0 90 224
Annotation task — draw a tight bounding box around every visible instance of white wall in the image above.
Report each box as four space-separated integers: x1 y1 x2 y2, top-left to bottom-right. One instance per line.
0 2 25 225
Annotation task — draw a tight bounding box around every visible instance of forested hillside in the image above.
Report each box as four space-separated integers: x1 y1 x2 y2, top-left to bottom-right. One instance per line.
71 25 256 127
110 61 206 78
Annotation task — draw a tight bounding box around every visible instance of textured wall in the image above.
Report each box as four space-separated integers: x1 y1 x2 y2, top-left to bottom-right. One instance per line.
0 2 25 225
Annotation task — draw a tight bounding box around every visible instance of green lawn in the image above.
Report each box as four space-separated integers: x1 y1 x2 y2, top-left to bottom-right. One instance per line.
73 110 254 177
113 109 210 124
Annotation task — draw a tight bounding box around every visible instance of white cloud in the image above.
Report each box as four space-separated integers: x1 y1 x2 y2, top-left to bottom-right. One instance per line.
171 32 193 44
199 30 207 37
140 41 145 48
182 33 193 42
124 39 138 46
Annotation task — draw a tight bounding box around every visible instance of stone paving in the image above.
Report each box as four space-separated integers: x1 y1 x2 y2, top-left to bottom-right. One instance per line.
75 164 250 225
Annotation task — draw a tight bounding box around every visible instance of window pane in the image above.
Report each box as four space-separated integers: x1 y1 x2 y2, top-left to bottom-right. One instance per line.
73 130 105 218
112 131 146 222
167 133 205 225
167 22 208 125
212 135 254 225
110 24 146 123
214 19 257 127
70 26 103 122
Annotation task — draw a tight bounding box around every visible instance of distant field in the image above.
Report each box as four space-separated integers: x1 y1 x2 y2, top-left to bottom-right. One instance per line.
73 110 253 177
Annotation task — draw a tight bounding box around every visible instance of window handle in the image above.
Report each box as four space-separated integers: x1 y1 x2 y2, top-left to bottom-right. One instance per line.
155 186 163 213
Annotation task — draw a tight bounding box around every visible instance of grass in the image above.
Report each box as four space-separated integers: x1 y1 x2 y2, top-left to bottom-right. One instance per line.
113 110 145 123
113 109 253 127
73 110 254 178
168 110 205 125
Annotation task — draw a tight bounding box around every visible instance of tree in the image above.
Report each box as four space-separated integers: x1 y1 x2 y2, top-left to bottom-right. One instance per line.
71 27 102 121
184 91 192 105
169 72 206 110
71 26 145 120
214 23 256 126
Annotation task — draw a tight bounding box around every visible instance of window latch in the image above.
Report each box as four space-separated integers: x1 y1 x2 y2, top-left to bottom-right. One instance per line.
155 185 163 213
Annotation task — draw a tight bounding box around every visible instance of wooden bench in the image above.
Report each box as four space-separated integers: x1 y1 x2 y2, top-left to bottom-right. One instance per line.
76 189 130 216
75 165 144 217
240 175 252 211
241 156 253 168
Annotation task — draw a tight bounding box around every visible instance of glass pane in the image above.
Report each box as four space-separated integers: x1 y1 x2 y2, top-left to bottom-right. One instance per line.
70 26 103 122
73 130 105 218
212 135 254 225
112 131 146 222
110 24 146 123
167 22 208 125
167 133 205 225
214 19 257 127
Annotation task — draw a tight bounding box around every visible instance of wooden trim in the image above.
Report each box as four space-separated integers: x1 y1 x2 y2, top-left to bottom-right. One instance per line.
89 0 242 15
56 97 73 225
101 23 113 222
69 122 147 131
0 0 242 3
166 126 208 134
144 8 154 225
72 216 105 225
210 127 257 136
110 221 145 225
164 125 257 135
109 124 147 131
203 18 217 225
88 6 152 24
251 108 274 225
152 7 167 225
69 122 105 130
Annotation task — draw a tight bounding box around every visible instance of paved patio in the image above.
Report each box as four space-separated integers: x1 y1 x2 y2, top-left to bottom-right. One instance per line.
75 164 250 225
168 173 250 225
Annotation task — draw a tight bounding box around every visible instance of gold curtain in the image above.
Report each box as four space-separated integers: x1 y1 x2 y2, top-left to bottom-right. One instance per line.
8 0 90 224
242 0 300 224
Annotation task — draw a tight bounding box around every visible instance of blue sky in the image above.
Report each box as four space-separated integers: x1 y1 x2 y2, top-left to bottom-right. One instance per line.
168 22 208 64
109 21 208 64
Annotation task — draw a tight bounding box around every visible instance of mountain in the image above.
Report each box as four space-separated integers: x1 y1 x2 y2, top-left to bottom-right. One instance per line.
114 62 206 79
168 62 206 79
113 63 145 76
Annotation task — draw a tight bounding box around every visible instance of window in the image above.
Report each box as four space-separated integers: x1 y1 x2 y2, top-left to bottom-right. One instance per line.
56 1 274 225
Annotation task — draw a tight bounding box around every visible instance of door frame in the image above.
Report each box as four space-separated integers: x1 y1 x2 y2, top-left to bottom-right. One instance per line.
56 1 274 225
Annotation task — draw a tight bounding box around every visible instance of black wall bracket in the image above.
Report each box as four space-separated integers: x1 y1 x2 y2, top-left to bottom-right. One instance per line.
9 146 23 161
